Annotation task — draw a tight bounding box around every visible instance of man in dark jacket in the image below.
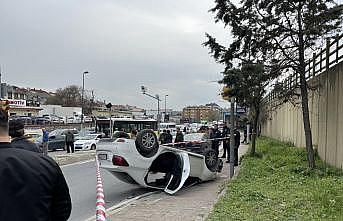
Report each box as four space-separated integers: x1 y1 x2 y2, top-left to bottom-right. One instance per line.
65 130 75 153
174 127 184 143
0 109 72 221
234 128 241 166
159 129 167 144
165 130 173 144
9 120 41 153
221 125 230 158
211 124 222 157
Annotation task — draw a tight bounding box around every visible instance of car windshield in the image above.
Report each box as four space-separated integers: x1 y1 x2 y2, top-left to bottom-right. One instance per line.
184 133 207 141
78 134 98 140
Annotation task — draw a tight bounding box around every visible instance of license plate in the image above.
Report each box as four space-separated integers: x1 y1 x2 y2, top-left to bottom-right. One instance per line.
98 154 107 160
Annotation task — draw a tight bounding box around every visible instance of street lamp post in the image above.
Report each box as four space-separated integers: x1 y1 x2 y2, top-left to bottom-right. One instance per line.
141 86 161 127
164 94 168 122
81 71 89 131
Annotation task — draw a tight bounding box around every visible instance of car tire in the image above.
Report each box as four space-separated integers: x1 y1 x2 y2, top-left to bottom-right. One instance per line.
135 129 159 158
91 144 96 150
203 148 219 172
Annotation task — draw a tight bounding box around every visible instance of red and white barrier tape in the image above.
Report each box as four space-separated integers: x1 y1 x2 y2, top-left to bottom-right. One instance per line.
95 156 107 221
162 136 232 147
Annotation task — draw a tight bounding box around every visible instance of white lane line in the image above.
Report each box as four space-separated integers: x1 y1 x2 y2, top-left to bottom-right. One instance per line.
61 159 95 168
84 191 159 221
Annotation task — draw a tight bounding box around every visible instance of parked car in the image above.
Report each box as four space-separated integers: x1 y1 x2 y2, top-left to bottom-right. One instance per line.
67 116 81 124
74 134 103 151
96 130 222 195
42 115 65 124
47 129 79 151
9 116 33 124
83 116 93 123
32 117 51 125
24 129 43 142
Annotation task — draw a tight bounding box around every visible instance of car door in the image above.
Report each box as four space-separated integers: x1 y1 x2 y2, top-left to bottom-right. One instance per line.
164 152 190 195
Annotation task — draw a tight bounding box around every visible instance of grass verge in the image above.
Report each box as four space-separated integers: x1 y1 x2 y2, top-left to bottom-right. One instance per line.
207 137 343 221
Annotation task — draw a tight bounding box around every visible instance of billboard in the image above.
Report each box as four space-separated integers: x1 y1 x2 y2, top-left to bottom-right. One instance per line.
8 99 26 107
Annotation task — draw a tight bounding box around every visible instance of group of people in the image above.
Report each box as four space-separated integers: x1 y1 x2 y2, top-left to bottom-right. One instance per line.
208 124 241 166
0 109 72 220
159 127 184 145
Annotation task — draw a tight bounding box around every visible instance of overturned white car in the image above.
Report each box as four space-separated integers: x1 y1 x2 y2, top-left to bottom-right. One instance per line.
96 130 223 194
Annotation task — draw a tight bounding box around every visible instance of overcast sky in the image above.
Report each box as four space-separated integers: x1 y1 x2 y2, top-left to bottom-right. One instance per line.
0 0 230 110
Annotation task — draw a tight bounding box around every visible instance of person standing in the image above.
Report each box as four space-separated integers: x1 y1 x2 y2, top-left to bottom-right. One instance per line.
0 109 72 221
42 128 49 155
174 127 184 143
242 128 247 144
165 130 173 144
221 125 229 158
130 129 137 140
159 129 167 144
9 120 41 153
211 124 222 157
65 130 75 153
234 128 241 166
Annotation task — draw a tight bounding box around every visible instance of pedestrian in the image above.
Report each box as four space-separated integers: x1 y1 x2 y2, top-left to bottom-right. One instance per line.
242 128 247 144
159 129 167 144
234 128 241 166
210 124 222 157
174 127 184 143
65 130 75 153
42 127 49 155
130 129 137 139
220 125 229 158
0 108 72 221
165 130 173 144
9 120 41 153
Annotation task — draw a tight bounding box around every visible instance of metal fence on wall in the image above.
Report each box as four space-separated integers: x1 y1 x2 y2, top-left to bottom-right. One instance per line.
266 33 343 102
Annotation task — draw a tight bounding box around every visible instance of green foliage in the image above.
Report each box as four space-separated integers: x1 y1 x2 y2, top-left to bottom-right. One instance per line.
46 85 82 107
207 137 343 221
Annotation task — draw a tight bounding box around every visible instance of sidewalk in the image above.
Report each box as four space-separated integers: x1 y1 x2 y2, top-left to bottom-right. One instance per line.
51 150 95 166
108 144 249 221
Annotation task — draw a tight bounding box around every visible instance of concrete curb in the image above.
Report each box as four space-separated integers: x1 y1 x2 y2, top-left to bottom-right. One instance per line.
85 191 159 221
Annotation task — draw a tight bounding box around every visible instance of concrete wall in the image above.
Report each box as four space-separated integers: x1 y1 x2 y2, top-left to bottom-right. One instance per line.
261 62 343 169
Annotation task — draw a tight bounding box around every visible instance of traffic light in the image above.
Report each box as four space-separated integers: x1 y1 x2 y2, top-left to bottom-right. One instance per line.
221 86 232 101
106 103 112 109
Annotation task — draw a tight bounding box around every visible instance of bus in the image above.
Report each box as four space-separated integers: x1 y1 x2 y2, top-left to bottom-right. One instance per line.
95 117 157 136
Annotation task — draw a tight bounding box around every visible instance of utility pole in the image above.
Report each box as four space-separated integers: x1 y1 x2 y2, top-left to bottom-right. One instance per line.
229 97 235 178
81 71 89 131
141 86 161 128
164 94 168 122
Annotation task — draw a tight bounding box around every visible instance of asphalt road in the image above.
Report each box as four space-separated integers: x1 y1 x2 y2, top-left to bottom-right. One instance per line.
61 161 151 221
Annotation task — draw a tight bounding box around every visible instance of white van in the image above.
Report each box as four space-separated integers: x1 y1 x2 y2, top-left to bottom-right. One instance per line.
159 122 177 136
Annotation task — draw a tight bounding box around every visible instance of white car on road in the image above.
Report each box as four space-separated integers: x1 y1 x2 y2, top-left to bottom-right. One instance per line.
74 134 103 151
96 130 223 194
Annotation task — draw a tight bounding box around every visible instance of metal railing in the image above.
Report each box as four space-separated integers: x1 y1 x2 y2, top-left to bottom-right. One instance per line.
265 33 343 103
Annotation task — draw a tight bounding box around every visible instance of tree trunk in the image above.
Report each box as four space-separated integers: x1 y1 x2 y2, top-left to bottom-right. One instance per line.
297 4 316 169
250 105 260 156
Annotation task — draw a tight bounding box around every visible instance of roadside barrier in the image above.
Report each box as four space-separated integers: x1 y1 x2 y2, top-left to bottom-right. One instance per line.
95 155 107 221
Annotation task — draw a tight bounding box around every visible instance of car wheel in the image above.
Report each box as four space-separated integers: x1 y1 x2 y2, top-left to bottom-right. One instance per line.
91 144 96 150
135 129 159 158
203 148 219 172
